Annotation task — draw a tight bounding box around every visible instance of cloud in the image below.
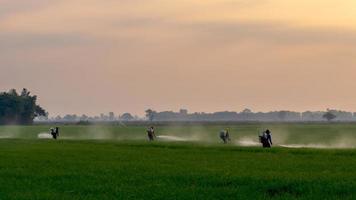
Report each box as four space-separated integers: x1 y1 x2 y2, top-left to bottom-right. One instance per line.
0 0 54 17
0 33 97 51
186 21 356 46
1 0 356 115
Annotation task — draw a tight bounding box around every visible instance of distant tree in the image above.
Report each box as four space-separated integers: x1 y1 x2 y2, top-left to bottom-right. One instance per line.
0 88 47 124
323 112 337 122
63 114 78 121
120 113 134 121
145 109 156 121
109 112 115 121
278 111 288 121
80 114 89 121
179 109 188 115
240 108 253 121
242 108 252 113
55 115 62 121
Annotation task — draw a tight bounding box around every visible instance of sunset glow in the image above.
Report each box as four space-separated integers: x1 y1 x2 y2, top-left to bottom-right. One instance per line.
1 0 356 115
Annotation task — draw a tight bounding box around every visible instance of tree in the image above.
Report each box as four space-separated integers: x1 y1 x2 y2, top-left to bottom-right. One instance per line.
109 112 115 121
242 108 252 113
179 109 188 115
145 109 156 121
80 114 89 121
63 114 78 121
0 88 47 124
120 113 134 121
278 111 288 121
323 112 337 122
55 115 62 121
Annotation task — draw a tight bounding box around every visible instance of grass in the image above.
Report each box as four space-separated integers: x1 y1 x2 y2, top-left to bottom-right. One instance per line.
1 123 356 145
0 124 356 199
0 140 356 199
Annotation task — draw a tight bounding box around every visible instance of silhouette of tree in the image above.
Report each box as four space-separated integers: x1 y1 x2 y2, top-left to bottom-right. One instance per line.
242 108 252 113
0 88 46 124
323 112 337 122
120 113 134 121
145 109 156 121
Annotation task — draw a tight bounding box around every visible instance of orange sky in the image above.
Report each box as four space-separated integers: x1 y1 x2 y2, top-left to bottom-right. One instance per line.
1 0 356 116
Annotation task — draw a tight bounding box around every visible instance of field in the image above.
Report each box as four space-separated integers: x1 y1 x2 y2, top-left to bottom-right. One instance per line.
1 124 356 199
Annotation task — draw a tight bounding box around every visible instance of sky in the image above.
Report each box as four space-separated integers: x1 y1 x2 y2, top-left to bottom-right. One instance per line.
1 0 356 116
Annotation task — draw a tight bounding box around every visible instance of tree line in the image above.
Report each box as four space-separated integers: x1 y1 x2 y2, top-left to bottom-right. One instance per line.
37 109 349 123
0 88 349 124
144 109 347 122
40 112 140 122
0 89 46 125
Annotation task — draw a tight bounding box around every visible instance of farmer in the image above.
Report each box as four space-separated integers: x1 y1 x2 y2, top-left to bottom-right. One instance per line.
266 129 272 146
55 127 60 139
147 126 156 141
259 129 272 148
219 129 231 144
50 127 57 139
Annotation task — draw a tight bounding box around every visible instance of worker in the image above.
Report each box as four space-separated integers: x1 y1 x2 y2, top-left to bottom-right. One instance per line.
219 128 231 144
265 129 272 147
50 127 57 139
147 126 156 141
55 127 60 139
259 129 272 148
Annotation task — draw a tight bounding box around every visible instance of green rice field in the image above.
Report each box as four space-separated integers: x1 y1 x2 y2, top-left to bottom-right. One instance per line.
0 124 356 199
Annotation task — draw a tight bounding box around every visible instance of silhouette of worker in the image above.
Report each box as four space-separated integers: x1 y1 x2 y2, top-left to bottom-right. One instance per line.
147 126 156 141
265 129 272 147
219 129 230 144
55 127 60 139
50 127 57 139
259 129 272 148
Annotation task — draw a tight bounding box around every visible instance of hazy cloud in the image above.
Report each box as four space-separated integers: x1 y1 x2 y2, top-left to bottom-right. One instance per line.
1 0 356 116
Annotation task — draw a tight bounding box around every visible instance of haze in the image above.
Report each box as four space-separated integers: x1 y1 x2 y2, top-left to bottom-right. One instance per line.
1 0 356 116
